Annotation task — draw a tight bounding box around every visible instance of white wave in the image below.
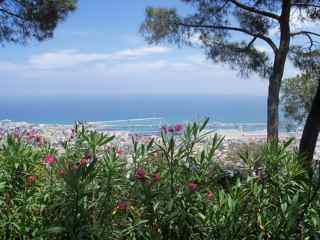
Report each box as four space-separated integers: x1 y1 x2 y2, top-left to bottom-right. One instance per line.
88 117 164 124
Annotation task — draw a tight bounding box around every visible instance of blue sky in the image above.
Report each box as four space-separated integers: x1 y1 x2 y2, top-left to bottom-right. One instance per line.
1 0 312 97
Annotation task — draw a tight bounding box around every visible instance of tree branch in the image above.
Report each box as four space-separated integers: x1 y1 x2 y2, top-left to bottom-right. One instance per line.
0 8 25 20
291 3 320 8
291 31 320 51
246 36 258 49
178 22 278 53
304 33 314 50
228 0 280 20
291 31 320 38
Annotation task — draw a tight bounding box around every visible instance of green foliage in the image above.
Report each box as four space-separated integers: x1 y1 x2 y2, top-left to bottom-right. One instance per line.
0 119 320 239
141 8 181 45
0 135 46 238
281 49 320 127
0 0 77 44
281 74 318 127
140 1 320 80
140 0 320 78
140 1 277 78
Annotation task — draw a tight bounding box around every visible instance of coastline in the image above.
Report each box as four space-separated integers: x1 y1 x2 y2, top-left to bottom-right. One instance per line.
0 119 319 170
0 119 305 144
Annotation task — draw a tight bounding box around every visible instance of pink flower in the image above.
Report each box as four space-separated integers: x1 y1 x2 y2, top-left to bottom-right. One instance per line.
43 154 55 165
116 149 124 156
116 201 128 211
84 153 92 160
79 158 87 166
187 182 198 192
135 168 146 181
153 173 161 183
58 168 65 176
207 191 213 201
27 175 37 186
175 123 183 132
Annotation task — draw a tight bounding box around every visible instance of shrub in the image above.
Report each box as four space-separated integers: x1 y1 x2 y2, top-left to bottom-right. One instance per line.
0 119 319 239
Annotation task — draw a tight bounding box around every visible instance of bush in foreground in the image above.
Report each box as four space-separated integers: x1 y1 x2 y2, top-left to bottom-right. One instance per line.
0 119 319 239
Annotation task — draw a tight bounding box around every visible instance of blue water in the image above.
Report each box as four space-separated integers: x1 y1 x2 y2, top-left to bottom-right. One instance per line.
0 95 266 123
0 95 272 132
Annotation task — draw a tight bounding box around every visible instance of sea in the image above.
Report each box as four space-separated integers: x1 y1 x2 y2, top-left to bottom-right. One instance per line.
0 95 290 134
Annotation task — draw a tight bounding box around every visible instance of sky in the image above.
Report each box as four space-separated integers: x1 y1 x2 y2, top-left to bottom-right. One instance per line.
0 0 315 97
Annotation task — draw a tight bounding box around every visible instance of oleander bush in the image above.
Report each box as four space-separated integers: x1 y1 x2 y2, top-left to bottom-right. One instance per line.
0 119 320 239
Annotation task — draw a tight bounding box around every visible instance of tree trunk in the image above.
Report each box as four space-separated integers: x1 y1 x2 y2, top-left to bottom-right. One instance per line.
267 51 289 142
267 57 285 142
267 0 291 142
299 79 320 173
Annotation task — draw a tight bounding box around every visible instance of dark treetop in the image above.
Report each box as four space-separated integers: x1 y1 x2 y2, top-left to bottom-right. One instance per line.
0 0 76 44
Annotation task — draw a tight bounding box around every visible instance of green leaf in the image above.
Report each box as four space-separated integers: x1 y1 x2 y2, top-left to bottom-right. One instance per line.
200 117 210 131
0 182 6 192
46 226 66 234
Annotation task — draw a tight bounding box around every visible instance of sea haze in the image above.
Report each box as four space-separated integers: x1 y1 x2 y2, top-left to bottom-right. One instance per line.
0 95 267 124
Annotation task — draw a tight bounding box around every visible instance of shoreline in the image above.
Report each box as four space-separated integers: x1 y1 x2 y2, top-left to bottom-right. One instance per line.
0 119 300 137
0 119 318 164
0 119 305 144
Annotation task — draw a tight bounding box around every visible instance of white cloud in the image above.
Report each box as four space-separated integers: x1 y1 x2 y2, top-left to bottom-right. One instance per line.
2 50 207 77
0 49 270 96
114 46 169 58
94 54 218 77
95 60 169 75
28 46 170 69
29 49 107 69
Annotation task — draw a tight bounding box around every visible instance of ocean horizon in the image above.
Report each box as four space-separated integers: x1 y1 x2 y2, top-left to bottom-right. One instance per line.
0 95 290 133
